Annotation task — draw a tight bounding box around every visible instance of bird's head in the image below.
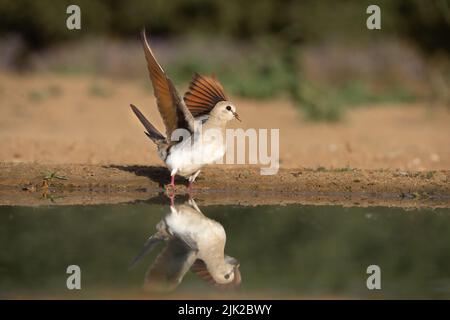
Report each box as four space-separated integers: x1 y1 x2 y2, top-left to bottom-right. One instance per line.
210 101 241 123
209 256 241 286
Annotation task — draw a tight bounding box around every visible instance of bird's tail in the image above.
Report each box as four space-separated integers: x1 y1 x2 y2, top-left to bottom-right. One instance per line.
130 104 165 144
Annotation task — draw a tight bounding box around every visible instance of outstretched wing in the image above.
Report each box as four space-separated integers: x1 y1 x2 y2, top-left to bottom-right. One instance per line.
183 73 227 118
129 233 166 269
145 239 197 292
141 30 195 137
129 104 166 143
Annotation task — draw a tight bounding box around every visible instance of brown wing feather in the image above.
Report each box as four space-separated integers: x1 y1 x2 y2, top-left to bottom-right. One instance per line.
144 239 197 292
141 30 194 137
184 73 227 118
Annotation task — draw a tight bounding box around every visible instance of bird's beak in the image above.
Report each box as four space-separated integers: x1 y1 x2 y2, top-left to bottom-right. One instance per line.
232 112 241 122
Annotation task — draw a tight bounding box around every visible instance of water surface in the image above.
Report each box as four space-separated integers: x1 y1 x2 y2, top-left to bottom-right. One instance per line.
1 200 450 299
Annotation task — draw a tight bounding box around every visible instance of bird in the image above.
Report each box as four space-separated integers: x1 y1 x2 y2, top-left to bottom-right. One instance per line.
129 198 241 292
130 30 241 191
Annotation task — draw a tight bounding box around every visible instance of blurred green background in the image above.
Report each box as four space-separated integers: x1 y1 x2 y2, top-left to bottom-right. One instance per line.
1 202 450 299
0 0 449 120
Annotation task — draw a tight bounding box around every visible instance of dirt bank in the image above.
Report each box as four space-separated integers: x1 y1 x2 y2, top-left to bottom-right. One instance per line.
1 163 448 208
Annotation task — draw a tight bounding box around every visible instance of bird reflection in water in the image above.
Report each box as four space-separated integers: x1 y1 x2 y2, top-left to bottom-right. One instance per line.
130 198 241 292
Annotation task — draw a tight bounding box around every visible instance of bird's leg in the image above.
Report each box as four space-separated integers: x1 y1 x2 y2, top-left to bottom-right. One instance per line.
166 168 178 192
187 170 201 194
187 181 194 194
168 191 175 206
187 174 193 193
166 174 176 204
170 174 175 189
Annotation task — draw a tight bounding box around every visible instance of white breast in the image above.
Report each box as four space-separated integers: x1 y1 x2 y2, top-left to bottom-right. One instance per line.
165 207 226 248
165 133 225 177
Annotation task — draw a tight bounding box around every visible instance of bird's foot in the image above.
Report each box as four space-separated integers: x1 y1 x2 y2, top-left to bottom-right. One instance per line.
165 183 175 205
165 174 176 200
168 191 175 206
165 183 176 192
165 174 176 191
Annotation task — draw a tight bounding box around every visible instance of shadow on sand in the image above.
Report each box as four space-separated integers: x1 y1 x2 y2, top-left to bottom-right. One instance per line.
107 165 189 188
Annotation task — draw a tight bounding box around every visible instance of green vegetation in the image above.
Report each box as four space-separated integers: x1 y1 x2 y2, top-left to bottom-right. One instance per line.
27 85 63 102
295 81 416 121
27 90 47 102
1 0 448 120
42 171 67 182
164 44 419 121
303 166 355 173
88 83 113 98
424 171 436 179
1 0 448 53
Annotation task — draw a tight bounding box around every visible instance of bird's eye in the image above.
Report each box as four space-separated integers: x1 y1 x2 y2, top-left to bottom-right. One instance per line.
224 273 230 280
226 106 232 111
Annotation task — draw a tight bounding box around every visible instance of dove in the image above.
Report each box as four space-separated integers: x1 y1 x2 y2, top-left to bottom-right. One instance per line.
130 30 241 190
129 198 241 291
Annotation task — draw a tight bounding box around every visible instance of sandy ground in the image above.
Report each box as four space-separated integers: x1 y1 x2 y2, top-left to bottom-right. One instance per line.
0 73 449 207
1 73 449 169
